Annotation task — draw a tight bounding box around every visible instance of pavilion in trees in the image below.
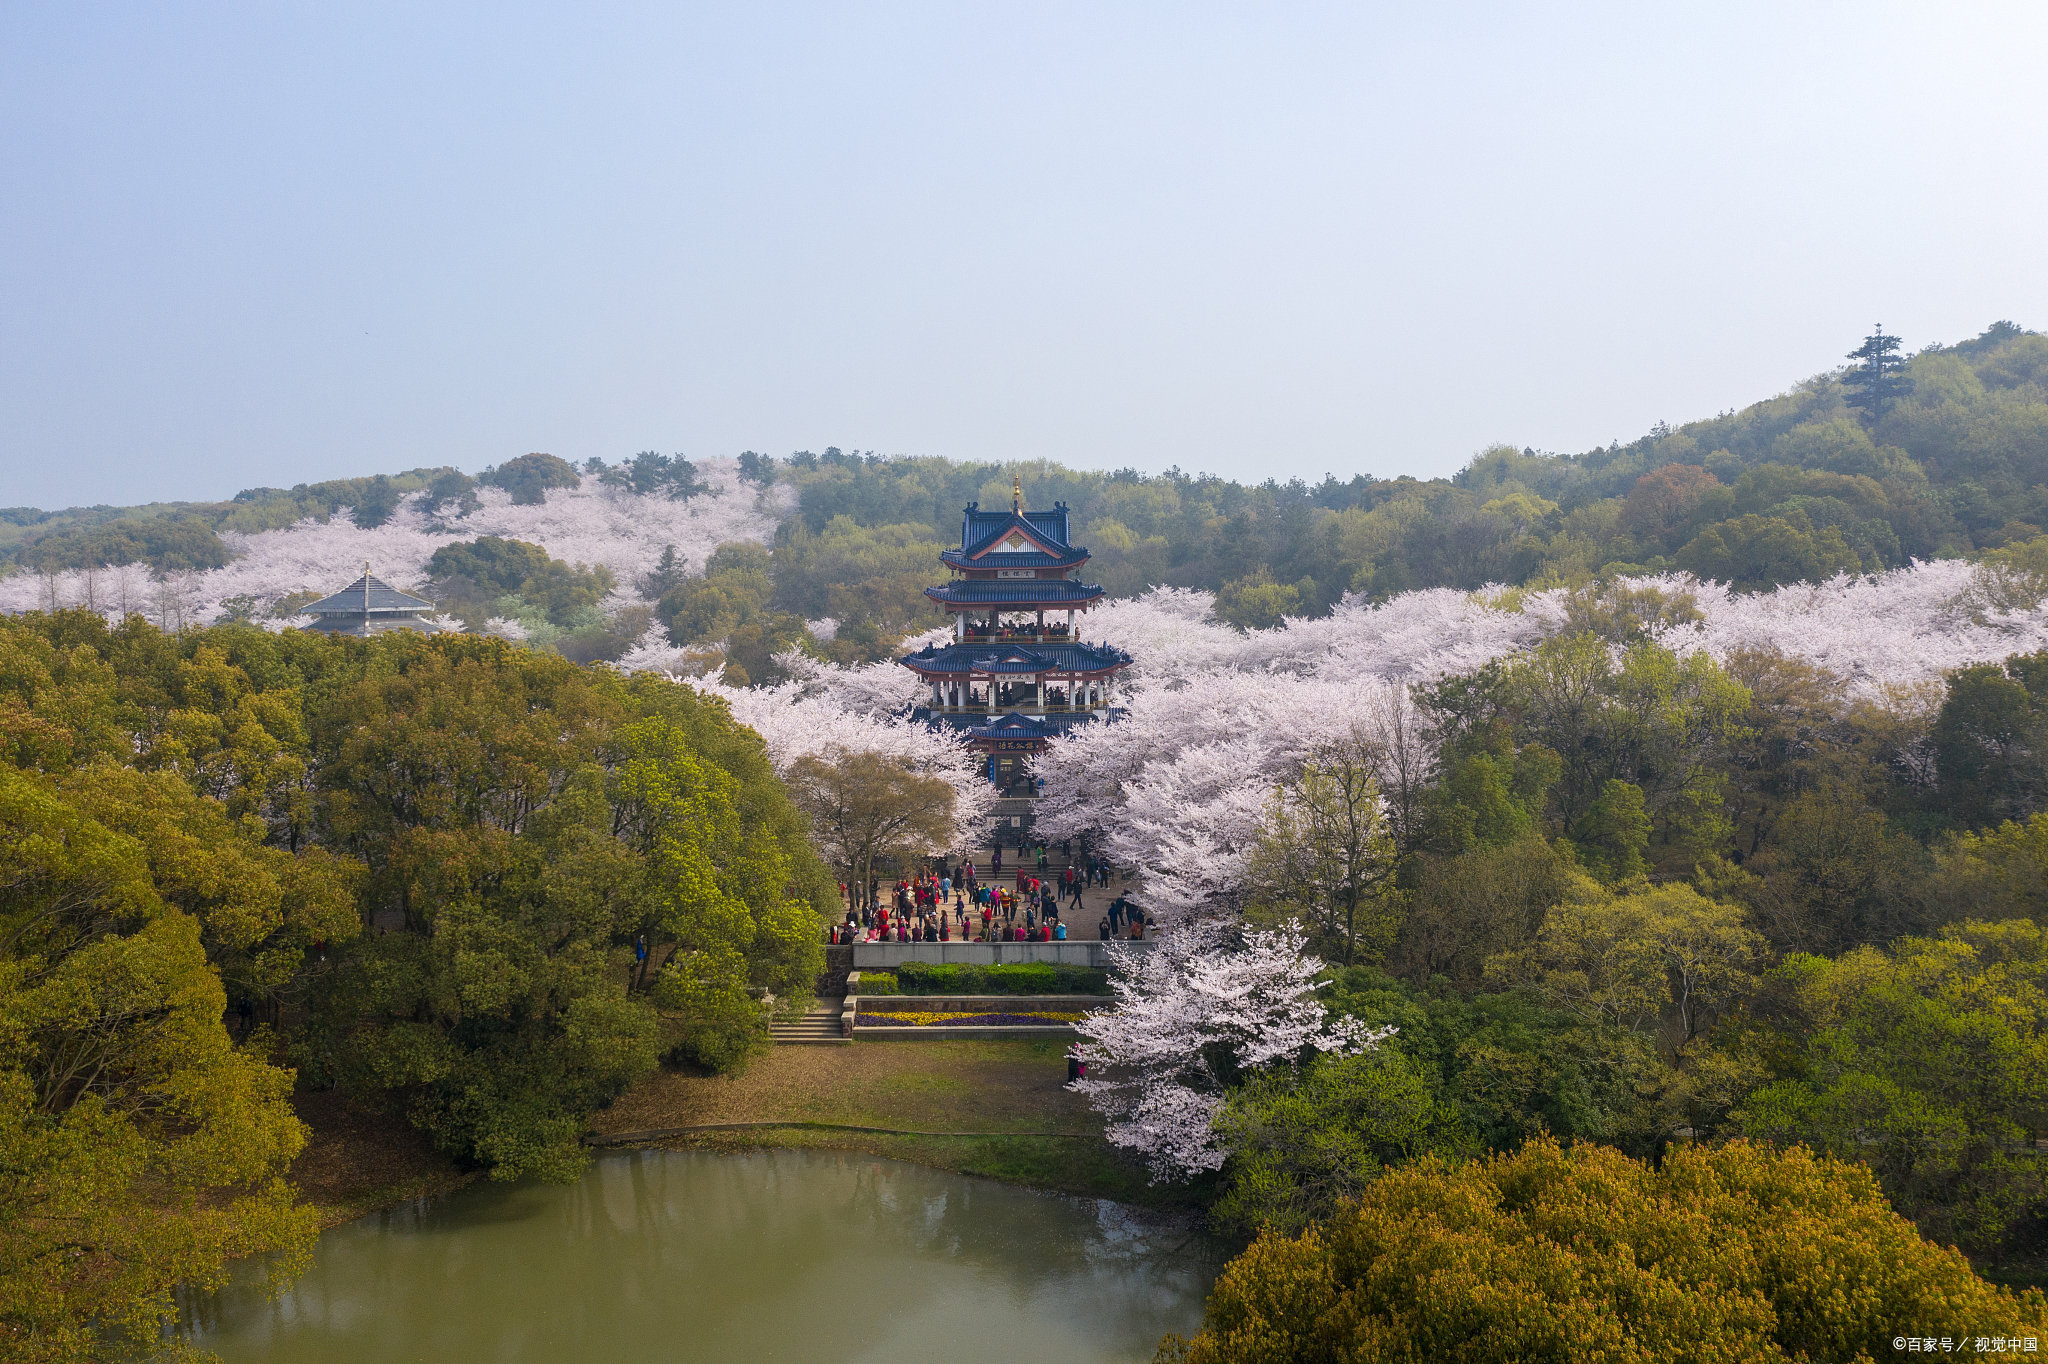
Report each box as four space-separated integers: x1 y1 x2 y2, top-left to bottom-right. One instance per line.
900 478 1131 796
299 564 435 636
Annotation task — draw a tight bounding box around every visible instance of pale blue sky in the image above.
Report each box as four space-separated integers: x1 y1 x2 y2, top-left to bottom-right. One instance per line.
4 2 2045 510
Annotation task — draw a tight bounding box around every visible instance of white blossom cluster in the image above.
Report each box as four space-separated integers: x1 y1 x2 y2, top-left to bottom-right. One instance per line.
1070 919 1393 1180
666 644 998 851
0 458 791 628
1040 561 2048 924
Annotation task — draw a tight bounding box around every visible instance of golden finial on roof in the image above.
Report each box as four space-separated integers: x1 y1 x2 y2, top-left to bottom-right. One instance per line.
1012 475 1021 513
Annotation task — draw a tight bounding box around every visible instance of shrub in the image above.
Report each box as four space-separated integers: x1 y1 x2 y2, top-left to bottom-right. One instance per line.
1164 1136 2048 1364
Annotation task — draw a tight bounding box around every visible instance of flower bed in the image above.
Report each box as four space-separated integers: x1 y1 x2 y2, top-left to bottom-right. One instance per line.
857 1009 1086 1028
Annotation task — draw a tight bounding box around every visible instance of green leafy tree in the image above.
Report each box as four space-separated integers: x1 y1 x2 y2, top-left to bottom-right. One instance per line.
480 452 581 505
1502 633 1749 864
300 637 825 1179
1324 967 1669 1157
1740 919 2048 1264
1164 1137 2047 1364
1490 882 1763 1043
640 544 689 599
1933 654 2048 829
1246 741 1402 965
426 536 553 594
1389 834 1570 985
1211 1049 1467 1238
1215 567 1307 631
1618 463 1721 552
785 747 956 908
24 514 231 574
617 712 825 1068
1677 509 1864 591
597 451 706 500
1569 778 1650 882
420 467 479 518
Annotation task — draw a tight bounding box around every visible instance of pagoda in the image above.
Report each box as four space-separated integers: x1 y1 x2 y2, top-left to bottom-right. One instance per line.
900 478 1132 795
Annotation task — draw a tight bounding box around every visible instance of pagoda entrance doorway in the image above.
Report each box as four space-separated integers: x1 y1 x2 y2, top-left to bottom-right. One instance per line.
994 754 1032 797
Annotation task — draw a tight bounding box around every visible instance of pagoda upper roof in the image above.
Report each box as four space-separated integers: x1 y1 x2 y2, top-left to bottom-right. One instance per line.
899 640 1133 677
963 498 1072 550
943 502 1089 569
303 574 433 615
925 580 1105 607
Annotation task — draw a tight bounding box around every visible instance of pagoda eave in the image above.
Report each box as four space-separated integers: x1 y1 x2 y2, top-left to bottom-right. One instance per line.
938 548 1091 571
903 662 1129 682
924 585 1105 611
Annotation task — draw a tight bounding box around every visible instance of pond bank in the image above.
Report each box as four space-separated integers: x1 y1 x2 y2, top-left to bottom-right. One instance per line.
286 1090 474 1230
589 1037 1198 1210
291 1037 1200 1222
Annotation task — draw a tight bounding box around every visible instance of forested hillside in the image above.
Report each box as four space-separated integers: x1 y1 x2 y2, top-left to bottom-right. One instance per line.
5 322 2044 678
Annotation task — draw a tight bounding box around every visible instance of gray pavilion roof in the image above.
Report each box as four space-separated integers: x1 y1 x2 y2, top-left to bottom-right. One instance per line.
302 575 433 616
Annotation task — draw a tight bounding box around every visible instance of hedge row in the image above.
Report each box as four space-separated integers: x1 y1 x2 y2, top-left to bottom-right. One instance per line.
855 963 1111 996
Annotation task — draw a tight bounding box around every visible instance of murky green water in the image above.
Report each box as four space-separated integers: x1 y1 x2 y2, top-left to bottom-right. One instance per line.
180 1149 1221 1363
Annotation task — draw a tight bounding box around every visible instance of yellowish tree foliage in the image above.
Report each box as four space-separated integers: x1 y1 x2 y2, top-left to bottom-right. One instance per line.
0 767 314 1361
1490 881 1763 1042
1165 1136 2047 1364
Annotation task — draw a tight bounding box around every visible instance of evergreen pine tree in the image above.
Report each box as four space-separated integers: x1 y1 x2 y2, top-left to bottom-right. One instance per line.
1843 322 1909 429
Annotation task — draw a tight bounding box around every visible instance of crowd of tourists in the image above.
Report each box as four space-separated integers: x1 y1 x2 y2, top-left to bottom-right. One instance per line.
827 842 1146 946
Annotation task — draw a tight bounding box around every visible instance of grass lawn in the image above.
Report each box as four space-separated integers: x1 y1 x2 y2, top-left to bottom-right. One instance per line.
589 1038 1209 1211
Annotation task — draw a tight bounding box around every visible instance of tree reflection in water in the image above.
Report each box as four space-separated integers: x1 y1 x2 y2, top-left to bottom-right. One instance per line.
180 1149 1222 1364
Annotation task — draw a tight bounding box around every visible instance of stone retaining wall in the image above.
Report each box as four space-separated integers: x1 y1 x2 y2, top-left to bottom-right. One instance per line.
850 1026 1078 1041
852 940 1152 969
841 986 1096 1041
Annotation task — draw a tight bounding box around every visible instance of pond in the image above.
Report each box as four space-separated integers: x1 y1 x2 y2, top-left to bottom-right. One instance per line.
179 1149 1222 1363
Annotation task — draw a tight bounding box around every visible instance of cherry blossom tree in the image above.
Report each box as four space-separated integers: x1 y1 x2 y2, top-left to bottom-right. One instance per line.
1069 920 1394 1181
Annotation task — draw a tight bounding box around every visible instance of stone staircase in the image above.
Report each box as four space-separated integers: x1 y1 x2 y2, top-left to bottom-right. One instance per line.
769 1000 849 1046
